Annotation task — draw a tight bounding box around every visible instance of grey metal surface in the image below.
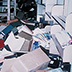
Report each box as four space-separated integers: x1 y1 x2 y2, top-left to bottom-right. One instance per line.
52 34 64 58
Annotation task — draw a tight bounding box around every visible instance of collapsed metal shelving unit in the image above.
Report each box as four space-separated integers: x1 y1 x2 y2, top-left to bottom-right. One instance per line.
0 0 16 21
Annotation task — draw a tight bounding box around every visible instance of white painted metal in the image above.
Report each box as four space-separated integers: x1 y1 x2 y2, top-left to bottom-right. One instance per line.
7 0 10 20
14 0 16 16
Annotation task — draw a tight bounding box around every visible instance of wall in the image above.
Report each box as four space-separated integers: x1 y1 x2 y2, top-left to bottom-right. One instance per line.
64 0 72 16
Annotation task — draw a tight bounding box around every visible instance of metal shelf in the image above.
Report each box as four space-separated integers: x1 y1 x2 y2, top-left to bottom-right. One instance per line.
0 12 14 16
0 0 16 21
0 5 14 7
0 1 14 2
0 12 7 16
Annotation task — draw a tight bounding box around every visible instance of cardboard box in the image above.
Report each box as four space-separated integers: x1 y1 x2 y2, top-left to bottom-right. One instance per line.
18 25 33 51
19 31 32 40
4 25 33 52
20 39 33 51
18 31 33 51
1 58 16 72
11 48 50 72
4 32 25 52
